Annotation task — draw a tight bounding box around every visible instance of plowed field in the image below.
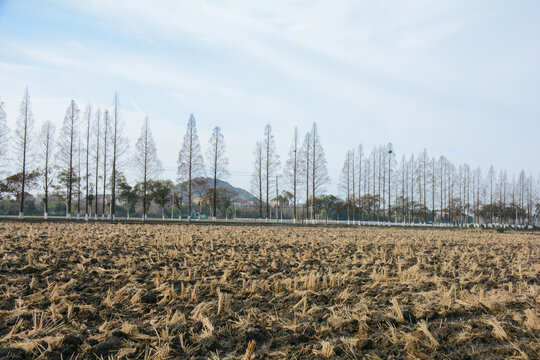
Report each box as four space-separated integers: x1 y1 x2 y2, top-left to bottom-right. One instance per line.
0 222 538 359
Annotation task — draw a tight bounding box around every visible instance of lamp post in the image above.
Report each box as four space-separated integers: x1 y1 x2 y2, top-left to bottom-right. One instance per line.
388 144 393 223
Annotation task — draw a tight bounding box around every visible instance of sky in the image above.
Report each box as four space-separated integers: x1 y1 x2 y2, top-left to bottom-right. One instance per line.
0 0 539 193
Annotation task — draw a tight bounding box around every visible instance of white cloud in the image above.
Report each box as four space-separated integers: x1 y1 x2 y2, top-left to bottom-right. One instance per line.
396 18 466 50
1 0 538 191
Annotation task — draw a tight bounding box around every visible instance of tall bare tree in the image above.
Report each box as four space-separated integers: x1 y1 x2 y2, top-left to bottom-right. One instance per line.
487 165 495 224
206 126 228 221
408 154 415 223
473 166 482 224
430 157 436 223
57 100 79 219
102 109 111 219
339 150 353 222
177 113 205 222
526 172 535 225
250 141 263 219
379 146 385 220
39 120 55 219
93 109 101 219
447 163 456 223
309 122 329 220
364 157 371 218
419 149 428 223
109 93 128 222
356 144 364 220
15 88 34 219
351 149 356 222
263 124 280 219
439 156 447 223
134 115 162 221
371 149 378 220
283 127 299 222
518 170 526 225
0 99 8 174
76 136 82 219
83 104 92 220
387 143 394 222
498 170 508 223
300 132 312 221
463 163 471 224
399 154 407 222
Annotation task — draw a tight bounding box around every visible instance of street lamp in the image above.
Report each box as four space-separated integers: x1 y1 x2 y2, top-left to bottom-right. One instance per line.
388 143 393 223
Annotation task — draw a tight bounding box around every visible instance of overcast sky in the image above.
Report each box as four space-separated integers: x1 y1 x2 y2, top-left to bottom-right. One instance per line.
0 0 538 192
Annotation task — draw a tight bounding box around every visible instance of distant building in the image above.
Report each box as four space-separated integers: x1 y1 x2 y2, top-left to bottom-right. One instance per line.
232 198 256 208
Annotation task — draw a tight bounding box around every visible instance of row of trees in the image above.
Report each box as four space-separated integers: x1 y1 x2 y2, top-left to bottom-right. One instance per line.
247 128 538 226
0 89 538 225
0 91 130 220
251 123 330 222
338 144 538 225
0 89 230 221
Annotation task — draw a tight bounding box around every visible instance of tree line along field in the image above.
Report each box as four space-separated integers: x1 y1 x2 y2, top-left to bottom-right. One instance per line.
0 223 538 359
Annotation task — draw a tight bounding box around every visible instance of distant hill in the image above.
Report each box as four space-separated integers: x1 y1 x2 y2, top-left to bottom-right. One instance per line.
176 177 256 201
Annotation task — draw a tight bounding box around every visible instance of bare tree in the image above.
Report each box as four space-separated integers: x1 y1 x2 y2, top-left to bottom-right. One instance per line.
430 157 436 223
134 115 162 221
283 127 299 222
351 149 356 222
356 144 364 220
274 174 282 221
399 154 407 222
527 172 535 225
339 150 353 222
419 149 428 223
498 170 508 223
518 170 526 225
83 104 92 220
0 98 8 173
438 156 444 223
177 113 205 222
309 123 329 220
206 126 228 221
39 120 55 219
57 100 79 219
447 164 455 223
379 146 385 220
14 88 34 219
371 149 378 220
93 109 101 219
408 154 415 223
387 143 393 222
76 136 82 219
473 166 482 224
300 132 311 221
364 157 371 219
109 93 128 222
463 163 471 224
250 141 263 219
102 110 111 219
487 165 495 224
263 124 280 220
